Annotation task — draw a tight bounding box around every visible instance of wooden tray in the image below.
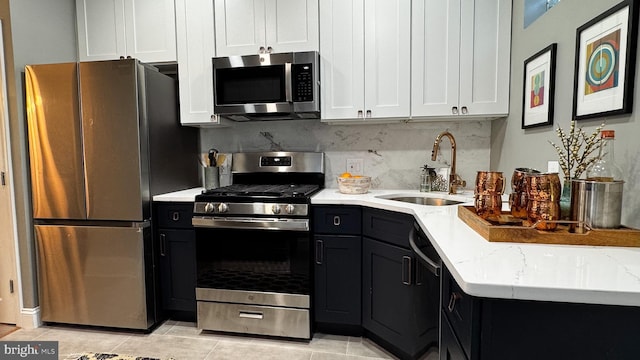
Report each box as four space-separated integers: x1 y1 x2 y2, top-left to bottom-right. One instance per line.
457 206 640 247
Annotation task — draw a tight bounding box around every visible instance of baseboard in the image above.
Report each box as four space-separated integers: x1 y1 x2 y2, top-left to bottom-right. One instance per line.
17 307 41 329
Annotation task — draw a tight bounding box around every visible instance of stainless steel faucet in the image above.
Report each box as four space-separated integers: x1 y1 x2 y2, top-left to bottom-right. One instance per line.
431 131 466 194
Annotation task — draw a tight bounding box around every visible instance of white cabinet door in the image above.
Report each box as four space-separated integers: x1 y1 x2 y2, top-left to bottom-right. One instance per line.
458 0 511 116
264 0 319 54
124 0 177 63
214 0 265 57
215 0 318 56
77 0 177 62
320 0 410 121
411 0 460 117
363 0 411 119
76 0 127 61
175 0 220 126
320 0 365 120
411 0 511 119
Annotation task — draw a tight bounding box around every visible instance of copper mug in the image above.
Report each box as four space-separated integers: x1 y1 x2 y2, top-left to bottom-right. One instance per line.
527 199 560 230
475 171 506 195
525 172 561 201
523 172 561 230
509 168 540 218
474 194 503 219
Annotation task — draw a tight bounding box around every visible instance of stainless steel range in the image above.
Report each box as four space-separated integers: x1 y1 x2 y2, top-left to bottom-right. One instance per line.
192 151 324 339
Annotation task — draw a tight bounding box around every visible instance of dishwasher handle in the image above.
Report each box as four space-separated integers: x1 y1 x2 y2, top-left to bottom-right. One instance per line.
409 224 441 277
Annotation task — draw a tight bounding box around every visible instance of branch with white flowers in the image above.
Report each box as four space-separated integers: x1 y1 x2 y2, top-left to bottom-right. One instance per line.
548 121 605 180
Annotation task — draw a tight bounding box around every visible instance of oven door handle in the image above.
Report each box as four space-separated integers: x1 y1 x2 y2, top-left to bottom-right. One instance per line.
192 216 309 231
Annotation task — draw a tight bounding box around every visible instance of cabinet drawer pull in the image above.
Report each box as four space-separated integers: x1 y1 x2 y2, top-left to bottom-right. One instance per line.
160 233 166 256
357 110 364 118
366 109 372 118
402 256 412 285
452 106 458 115
333 216 341 226
239 311 264 320
315 239 324 265
172 211 180 221
447 292 462 313
461 106 468 114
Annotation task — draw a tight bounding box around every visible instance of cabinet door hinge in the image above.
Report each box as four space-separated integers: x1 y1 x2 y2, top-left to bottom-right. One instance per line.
9 279 14 293
1 171 5 186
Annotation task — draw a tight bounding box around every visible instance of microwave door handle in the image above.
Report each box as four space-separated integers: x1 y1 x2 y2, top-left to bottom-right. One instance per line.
285 62 293 103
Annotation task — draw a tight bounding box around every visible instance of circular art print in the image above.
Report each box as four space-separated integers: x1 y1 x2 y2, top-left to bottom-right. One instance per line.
584 30 620 94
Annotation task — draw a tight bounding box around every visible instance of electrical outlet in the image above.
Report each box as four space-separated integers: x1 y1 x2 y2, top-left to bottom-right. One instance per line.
346 158 364 175
548 160 560 173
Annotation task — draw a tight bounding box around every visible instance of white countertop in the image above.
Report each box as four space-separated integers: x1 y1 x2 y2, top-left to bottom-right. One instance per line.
312 188 640 307
153 187 640 307
153 187 204 202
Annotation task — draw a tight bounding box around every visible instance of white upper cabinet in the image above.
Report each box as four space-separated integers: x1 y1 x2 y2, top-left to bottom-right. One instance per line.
214 0 319 57
76 0 177 63
175 0 220 126
320 0 411 121
411 0 511 119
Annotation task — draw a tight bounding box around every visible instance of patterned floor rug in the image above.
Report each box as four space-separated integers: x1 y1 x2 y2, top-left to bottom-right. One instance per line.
72 353 175 360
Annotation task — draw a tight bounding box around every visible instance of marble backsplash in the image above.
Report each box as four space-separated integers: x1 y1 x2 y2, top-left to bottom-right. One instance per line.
200 119 492 191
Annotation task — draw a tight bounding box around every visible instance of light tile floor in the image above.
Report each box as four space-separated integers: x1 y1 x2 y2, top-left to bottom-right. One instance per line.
2 320 439 360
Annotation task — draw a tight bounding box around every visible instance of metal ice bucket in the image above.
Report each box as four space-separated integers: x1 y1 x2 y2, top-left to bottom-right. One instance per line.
570 179 624 233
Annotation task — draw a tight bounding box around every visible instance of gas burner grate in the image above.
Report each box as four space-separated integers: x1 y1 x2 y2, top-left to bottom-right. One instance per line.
200 184 320 198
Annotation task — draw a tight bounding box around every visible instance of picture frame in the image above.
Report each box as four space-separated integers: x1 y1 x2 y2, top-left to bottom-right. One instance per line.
522 43 557 129
572 0 639 120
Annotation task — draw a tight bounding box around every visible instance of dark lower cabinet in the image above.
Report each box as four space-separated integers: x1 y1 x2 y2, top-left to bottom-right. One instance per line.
313 206 362 331
362 208 439 360
155 202 197 318
158 228 196 312
441 265 640 360
440 312 467 360
314 234 361 326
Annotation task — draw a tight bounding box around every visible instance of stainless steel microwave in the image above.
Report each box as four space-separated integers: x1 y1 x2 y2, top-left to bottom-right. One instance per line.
212 51 320 121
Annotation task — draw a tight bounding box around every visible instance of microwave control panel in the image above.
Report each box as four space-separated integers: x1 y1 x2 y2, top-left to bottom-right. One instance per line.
292 64 314 102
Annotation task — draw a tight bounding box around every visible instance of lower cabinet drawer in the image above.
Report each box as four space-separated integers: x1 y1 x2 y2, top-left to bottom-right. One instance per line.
442 267 476 358
197 301 310 339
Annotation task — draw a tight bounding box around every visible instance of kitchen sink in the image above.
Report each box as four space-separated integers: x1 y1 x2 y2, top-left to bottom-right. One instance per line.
377 195 465 206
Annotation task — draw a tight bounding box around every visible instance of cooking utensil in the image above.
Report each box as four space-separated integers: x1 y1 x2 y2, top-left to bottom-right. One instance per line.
208 148 219 167
216 154 226 166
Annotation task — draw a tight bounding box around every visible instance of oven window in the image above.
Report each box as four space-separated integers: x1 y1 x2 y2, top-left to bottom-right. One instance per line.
215 65 286 104
196 228 310 295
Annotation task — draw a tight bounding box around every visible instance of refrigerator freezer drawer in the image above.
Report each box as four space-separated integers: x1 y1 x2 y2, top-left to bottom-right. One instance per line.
35 224 155 330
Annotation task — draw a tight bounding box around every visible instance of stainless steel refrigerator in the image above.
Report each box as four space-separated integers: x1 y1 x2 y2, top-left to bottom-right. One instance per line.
25 59 199 330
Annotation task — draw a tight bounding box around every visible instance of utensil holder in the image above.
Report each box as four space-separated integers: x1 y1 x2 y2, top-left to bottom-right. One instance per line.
203 166 220 190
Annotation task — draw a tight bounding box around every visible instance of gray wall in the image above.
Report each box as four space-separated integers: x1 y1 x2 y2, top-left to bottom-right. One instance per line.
492 0 640 228
8 0 77 308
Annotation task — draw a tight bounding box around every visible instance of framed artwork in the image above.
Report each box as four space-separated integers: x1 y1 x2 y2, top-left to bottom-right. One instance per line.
572 0 639 120
522 43 557 129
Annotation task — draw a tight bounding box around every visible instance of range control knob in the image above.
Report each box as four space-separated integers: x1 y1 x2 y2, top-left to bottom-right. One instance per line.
272 204 282 214
285 204 295 214
204 202 215 213
217 203 229 213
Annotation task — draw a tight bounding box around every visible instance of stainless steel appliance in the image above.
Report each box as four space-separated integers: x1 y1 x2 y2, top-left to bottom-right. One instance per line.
192 152 324 339
26 59 199 330
212 51 320 121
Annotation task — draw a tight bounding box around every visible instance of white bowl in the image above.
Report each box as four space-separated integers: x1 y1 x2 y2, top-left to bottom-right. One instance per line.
337 176 372 194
